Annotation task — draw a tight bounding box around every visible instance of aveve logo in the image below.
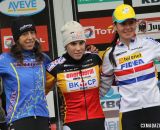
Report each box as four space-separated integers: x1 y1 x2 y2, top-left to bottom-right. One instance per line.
0 0 45 16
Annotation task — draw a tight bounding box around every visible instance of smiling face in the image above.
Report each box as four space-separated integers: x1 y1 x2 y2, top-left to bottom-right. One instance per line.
18 30 37 50
66 40 86 60
115 19 137 44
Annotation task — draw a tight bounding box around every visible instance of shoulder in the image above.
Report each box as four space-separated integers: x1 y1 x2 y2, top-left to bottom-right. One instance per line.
47 56 66 72
102 47 112 58
0 53 13 66
85 52 101 60
145 37 159 45
0 53 12 61
137 36 159 45
42 53 51 64
42 53 51 60
84 52 102 65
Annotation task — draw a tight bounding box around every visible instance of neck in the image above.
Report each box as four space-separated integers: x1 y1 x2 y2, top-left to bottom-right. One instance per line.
120 38 131 47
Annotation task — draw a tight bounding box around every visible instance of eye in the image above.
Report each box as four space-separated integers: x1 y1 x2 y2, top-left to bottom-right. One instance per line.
121 19 136 26
70 42 77 46
30 31 36 34
79 41 85 45
21 31 28 36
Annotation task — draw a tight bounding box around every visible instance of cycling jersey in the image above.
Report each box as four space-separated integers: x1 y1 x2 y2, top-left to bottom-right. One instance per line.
0 51 51 124
46 52 104 123
101 36 160 113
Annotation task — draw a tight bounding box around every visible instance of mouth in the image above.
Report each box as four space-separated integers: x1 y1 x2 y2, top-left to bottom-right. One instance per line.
124 31 134 35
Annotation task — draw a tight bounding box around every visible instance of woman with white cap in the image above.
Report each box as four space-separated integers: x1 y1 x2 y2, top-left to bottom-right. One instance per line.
0 16 51 130
100 4 160 130
46 21 105 130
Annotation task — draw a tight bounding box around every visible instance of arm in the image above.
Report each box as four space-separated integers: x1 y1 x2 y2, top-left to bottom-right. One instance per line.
86 45 99 53
45 56 66 94
145 37 160 59
100 49 114 98
45 71 55 95
0 90 5 123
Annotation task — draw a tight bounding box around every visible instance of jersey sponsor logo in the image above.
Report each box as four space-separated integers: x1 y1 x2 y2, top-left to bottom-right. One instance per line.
13 61 42 67
65 68 95 79
115 51 127 56
119 52 142 64
121 59 145 69
47 57 66 71
131 46 143 51
67 78 98 91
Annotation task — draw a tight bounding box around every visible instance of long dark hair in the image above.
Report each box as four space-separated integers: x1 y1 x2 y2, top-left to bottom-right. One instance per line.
109 32 119 67
10 40 44 64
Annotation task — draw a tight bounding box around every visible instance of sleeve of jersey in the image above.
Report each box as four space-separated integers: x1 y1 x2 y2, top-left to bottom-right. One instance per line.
45 71 55 95
45 60 57 95
145 37 160 58
0 54 8 76
42 53 52 68
100 49 114 98
92 53 102 66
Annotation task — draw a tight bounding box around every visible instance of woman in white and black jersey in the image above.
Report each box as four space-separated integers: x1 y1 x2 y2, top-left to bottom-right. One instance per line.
100 4 160 130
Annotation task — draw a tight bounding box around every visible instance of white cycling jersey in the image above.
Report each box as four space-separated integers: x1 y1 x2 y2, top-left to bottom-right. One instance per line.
101 36 160 112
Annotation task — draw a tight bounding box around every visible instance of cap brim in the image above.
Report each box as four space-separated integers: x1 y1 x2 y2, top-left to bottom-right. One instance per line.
115 18 136 23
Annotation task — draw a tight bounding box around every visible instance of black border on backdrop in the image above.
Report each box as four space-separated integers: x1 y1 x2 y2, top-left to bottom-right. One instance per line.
72 0 160 51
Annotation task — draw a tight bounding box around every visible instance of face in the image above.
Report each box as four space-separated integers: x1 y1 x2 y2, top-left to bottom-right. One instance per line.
66 40 86 60
115 19 137 42
18 30 36 50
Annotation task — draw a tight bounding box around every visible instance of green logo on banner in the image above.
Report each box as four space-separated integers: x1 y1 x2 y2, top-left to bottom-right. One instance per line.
77 0 122 4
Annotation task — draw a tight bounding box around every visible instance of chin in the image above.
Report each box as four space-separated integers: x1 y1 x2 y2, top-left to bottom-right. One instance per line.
74 58 81 60
26 46 34 50
74 56 83 60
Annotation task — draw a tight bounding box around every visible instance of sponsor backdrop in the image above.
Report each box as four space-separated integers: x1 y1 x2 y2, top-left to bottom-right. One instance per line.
1 26 49 52
77 0 123 12
0 0 58 130
72 0 160 130
0 0 57 58
72 0 160 50
100 86 120 130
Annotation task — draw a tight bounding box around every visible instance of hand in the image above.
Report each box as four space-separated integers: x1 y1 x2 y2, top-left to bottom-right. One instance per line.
0 106 5 123
60 105 65 121
86 45 98 53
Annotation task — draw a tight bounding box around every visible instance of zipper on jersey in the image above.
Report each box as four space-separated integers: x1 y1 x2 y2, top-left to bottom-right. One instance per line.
79 68 88 120
33 66 36 119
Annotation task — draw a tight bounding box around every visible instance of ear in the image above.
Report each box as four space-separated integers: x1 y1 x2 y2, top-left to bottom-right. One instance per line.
113 24 117 32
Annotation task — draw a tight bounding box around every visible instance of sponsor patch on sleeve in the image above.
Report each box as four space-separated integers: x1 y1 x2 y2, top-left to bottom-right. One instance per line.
47 57 66 72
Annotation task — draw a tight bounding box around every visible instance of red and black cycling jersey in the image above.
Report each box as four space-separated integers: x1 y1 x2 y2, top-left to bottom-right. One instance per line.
46 52 104 123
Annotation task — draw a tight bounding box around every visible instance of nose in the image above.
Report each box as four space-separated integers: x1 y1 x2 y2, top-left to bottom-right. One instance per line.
75 44 81 50
124 24 131 29
27 32 33 39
